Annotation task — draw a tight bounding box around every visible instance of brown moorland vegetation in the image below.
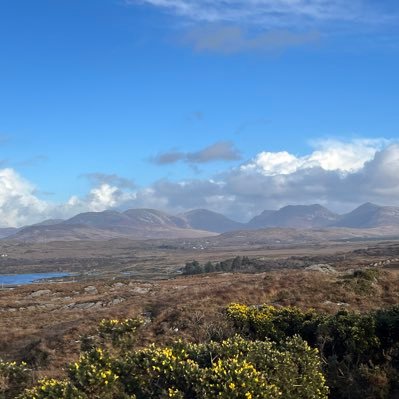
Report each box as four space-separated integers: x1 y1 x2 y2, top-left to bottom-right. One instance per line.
2 264 399 379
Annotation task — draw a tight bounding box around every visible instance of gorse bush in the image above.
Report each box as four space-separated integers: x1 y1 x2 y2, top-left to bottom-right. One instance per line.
226 303 399 399
116 335 327 399
21 379 84 399
68 348 120 398
0 360 31 398
98 318 143 349
227 303 323 344
15 304 399 399
19 317 328 399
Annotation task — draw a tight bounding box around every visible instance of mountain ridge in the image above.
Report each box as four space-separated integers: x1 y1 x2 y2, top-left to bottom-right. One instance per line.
3 203 399 242
248 204 339 229
180 209 245 233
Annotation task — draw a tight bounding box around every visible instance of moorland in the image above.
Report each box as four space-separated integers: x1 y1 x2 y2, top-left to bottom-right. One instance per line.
3 205 399 397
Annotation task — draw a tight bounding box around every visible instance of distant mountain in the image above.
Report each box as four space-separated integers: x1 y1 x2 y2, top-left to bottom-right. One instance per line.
5 203 399 243
8 209 215 242
0 220 64 240
123 209 190 229
0 227 19 239
9 224 126 242
63 210 136 233
248 205 339 229
180 209 244 233
208 225 399 248
32 219 65 227
246 210 275 229
334 203 399 228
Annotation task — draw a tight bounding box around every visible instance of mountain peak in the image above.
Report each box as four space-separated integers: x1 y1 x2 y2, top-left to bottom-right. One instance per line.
334 203 399 228
248 204 338 229
180 209 243 233
357 202 381 210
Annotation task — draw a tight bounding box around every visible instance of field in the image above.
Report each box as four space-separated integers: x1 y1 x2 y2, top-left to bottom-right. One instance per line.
2 235 399 382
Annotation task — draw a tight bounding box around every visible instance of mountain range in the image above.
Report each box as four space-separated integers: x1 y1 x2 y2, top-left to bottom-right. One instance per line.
2 202 399 242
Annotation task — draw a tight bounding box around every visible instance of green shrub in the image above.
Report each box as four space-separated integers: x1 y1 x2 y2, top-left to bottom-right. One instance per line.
226 303 399 399
19 379 85 399
20 317 328 399
116 335 327 399
0 360 31 398
339 269 380 295
20 303 399 399
226 303 323 345
98 318 143 350
353 269 380 281
68 348 121 398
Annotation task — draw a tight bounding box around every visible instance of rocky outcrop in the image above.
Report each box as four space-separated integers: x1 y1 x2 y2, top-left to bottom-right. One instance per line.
305 264 337 274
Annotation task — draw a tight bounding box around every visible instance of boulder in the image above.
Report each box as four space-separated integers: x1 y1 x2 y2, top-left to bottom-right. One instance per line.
30 289 52 298
84 286 98 295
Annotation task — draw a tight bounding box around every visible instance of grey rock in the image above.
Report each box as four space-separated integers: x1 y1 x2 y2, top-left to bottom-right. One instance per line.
305 264 337 274
109 298 125 306
30 289 52 298
130 287 150 294
84 286 98 295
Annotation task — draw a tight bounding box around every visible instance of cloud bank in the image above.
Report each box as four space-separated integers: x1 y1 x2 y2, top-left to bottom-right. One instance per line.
1 138 399 227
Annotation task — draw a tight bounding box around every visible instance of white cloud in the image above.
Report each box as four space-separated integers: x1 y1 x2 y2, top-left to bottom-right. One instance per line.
60 184 137 216
129 0 383 26
1 138 399 227
0 168 48 227
242 139 388 176
129 1 396 54
0 173 137 227
242 151 303 175
119 139 399 220
86 184 120 211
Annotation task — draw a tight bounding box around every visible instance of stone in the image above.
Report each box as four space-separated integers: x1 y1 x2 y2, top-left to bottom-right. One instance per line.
112 283 125 290
305 264 337 274
130 287 150 294
84 286 98 295
30 289 52 298
109 298 125 306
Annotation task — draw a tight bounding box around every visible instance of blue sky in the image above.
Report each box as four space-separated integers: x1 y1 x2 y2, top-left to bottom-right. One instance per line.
1 0 399 226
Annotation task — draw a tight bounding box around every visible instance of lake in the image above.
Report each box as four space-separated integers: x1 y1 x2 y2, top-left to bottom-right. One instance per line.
0 272 70 286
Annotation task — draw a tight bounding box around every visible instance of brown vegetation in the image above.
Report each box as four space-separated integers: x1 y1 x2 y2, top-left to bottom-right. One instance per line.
2 263 399 379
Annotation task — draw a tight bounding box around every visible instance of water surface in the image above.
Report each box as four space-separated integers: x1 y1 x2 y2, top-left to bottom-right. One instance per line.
0 272 70 286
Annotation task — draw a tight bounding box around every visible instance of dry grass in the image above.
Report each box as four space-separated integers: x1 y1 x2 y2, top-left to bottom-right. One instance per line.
2 266 399 379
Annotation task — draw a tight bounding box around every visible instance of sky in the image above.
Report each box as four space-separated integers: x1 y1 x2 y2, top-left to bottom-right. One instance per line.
1 0 399 226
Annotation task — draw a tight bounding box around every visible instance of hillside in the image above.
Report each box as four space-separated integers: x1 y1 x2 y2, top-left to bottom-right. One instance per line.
248 204 339 228
4 203 399 243
334 202 399 228
9 209 215 242
0 228 19 239
180 209 244 233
